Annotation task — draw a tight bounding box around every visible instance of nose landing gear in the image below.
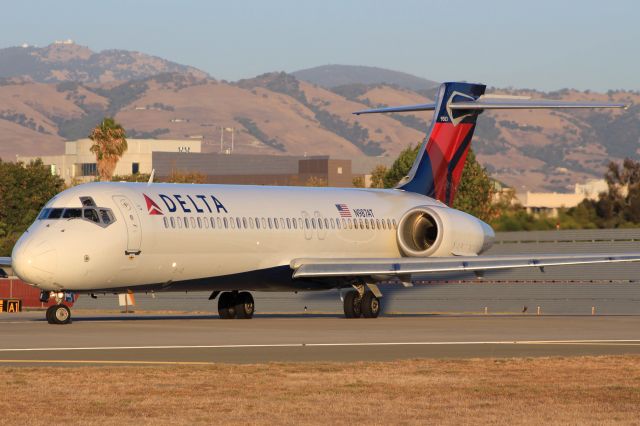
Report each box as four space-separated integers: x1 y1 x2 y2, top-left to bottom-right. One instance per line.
42 290 73 325
217 291 255 319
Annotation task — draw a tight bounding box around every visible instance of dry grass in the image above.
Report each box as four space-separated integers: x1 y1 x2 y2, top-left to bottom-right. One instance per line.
2 356 640 425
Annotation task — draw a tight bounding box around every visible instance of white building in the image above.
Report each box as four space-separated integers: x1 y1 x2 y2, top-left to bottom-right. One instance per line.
18 138 201 185
516 179 608 217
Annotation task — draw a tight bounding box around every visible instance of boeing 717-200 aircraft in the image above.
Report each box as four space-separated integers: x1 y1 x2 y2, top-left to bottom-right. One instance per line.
2 82 638 324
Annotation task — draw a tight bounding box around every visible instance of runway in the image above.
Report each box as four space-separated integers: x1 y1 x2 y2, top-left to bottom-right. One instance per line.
1 313 640 364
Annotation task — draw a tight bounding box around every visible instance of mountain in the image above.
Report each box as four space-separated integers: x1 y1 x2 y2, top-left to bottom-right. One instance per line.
0 42 208 84
292 65 438 91
0 45 638 192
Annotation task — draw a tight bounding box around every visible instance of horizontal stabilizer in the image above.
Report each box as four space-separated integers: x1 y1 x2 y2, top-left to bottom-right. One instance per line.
291 253 640 279
0 257 10 267
353 103 436 115
353 99 627 115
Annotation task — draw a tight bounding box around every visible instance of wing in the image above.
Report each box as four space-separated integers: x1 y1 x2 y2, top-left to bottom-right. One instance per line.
291 253 640 279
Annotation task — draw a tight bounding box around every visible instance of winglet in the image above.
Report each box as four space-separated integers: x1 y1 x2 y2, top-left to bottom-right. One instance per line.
147 169 155 186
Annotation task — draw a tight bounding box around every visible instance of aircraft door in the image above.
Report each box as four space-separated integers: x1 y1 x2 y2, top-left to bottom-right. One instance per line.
113 195 142 254
314 211 326 240
301 211 312 240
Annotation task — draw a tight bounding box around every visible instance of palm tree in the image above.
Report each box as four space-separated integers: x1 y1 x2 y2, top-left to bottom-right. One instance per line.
89 118 128 181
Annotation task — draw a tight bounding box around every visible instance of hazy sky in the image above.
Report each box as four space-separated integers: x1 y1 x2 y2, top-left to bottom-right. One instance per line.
3 0 638 91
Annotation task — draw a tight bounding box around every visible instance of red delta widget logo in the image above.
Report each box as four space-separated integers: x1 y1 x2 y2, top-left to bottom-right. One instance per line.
143 193 228 215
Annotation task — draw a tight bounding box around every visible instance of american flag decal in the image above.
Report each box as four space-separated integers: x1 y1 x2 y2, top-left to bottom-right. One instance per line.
335 204 351 217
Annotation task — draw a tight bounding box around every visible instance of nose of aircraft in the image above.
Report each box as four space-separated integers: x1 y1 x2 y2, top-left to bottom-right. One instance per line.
12 233 58 287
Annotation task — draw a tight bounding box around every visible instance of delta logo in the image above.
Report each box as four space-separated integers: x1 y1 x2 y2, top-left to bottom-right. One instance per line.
142 193 228 215
143 194 163 215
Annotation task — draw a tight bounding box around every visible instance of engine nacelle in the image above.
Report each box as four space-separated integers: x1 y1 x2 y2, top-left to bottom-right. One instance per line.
396 206 495 257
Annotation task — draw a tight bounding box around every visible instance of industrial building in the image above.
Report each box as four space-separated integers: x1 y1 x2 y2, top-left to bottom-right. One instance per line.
17 138 202 185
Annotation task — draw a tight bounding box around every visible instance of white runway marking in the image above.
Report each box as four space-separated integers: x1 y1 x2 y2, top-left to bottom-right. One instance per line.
1 339 640 352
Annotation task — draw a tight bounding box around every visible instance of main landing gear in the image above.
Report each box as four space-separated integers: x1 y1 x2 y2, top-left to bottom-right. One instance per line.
41 291 73 325
217 291 255 319
343 288 381 319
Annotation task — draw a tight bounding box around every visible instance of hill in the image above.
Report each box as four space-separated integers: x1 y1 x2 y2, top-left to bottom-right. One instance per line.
0 42 208 84
292 65 438 91
0 45 638 192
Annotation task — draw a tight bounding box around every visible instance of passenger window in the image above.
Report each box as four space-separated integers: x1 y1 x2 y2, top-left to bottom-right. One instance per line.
382 219 386 230
348 219 353 229
286 218 291 229
230 217 236 229
318 219 323 229
177 217 182 229
243 217 248 229
204 217 209 229
336 219 341 229
170 217 176 228
304 218 310 229
255 218 261 229
324 218 329 229
217 217 222 228
83 208 100 223
223 217 229 229
249 217 255 229
197 217 202 228
210 217 215 229
292 218 297 229
353 219 359 230
163 217 169 228
392 219 397 229
262 218 267 228
330 218 335 229
311 218 317 229
280 218 285 229
298 218 303 229
184 217 190 229
274 218 279 229
341 218 346 229
268 218 273 229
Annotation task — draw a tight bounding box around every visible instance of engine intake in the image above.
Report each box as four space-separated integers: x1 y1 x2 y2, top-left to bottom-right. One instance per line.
397 206 494 257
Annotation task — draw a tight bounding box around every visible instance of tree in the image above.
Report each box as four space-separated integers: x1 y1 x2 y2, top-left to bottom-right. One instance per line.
0 159 64 256
166 170 207 184
383 144 419 188
369 164 387 188
352 176 365 188
379 144 496 222
89 117 128 181
451 150 495 222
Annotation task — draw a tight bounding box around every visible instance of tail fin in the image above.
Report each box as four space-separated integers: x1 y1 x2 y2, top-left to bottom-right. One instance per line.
354 82 627 206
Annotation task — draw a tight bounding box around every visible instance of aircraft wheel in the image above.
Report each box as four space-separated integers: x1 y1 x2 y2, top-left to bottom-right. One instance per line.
45 305 56 324
50 304 71 325
234 292 255 319
218 292 236 319
343 290 362 318
361 292 380 319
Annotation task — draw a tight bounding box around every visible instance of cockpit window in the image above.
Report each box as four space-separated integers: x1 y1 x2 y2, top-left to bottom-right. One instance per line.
62 208 82 219
80 196 96 207
83 208 100 223
48 208 64 219
99 209 113 224
37 201 116 228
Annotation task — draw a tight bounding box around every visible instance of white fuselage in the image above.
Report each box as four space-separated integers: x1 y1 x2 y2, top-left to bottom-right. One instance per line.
11 182 491 292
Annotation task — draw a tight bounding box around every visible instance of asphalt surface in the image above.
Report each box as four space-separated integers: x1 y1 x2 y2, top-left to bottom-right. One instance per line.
1 312 640 365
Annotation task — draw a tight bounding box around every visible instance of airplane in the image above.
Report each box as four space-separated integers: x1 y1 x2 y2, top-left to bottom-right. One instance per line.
1 81 638 325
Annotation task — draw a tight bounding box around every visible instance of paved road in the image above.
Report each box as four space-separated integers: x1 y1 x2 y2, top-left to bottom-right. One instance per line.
1 313 640 365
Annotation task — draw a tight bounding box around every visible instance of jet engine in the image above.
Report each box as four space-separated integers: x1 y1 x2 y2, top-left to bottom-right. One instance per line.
396 206 495 257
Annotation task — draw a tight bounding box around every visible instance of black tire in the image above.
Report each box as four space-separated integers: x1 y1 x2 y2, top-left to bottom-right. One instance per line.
45 305 56 324
361 292 381 319
343 290 362 318
234 292 255 319
218 292 236 319
51 304 71 325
